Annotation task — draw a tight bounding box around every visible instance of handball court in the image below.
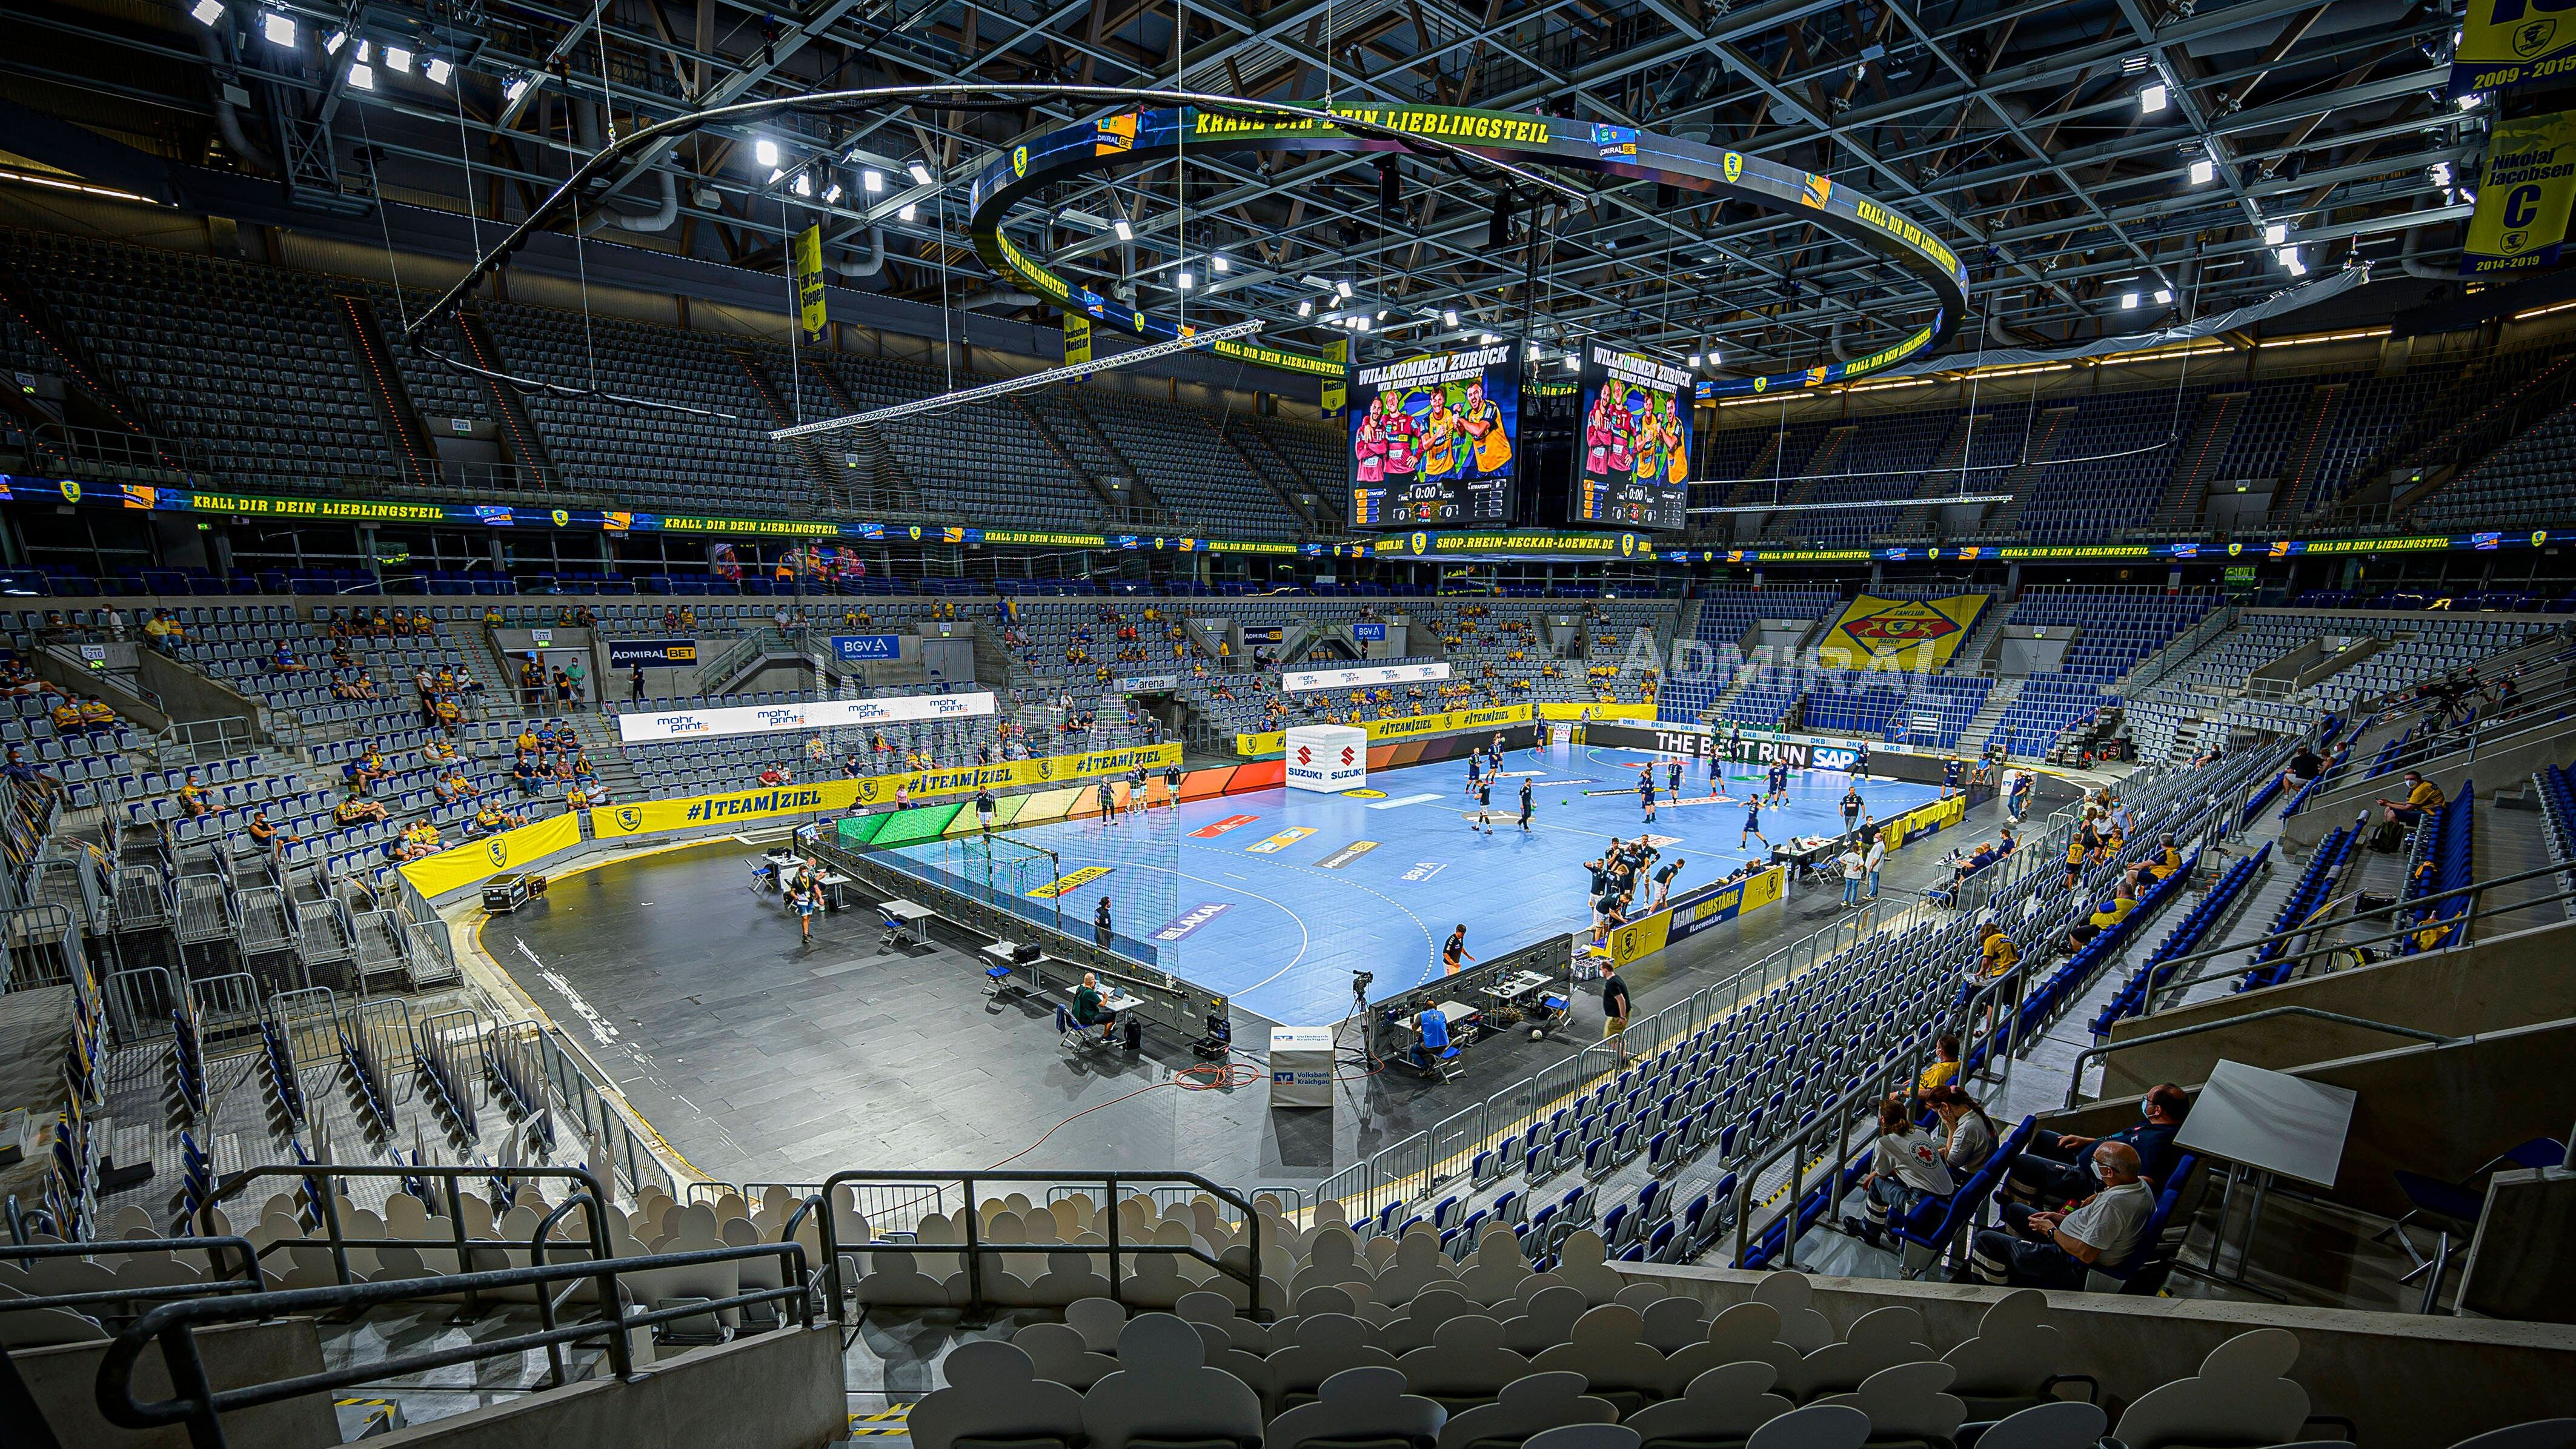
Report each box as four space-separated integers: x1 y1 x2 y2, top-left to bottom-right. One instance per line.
477 741 1985 1189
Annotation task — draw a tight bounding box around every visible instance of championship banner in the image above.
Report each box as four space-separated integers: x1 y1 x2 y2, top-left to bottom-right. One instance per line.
1235 703 1530 757
1280 662 1451 694
1608 865 1787 966
792 224 828 340
605 638 697 669
1573 345 1691 531
1320 337 1349 419
1347 342 1519 529
2454 0 2576 96
399 810 583 897
2463 111 2576 276
1816 594 1989 671
1063 311 1092 371
588 742 1182 838
616 689 996 744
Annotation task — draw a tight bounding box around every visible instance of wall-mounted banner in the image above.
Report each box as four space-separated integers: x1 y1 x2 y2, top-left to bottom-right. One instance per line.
1111 673 1181 692
1320 337 1350 419
1236 703 1531 756
829 634 905 662
1063 311 1092 370
1816 594 1989 671
1280 661 1452 694
2454 0 2576 96
1585 720 1866 772
605 638 699 669
399 810 583 898
1353 622 1388 641
616 689 996 744
2463 110 2576 275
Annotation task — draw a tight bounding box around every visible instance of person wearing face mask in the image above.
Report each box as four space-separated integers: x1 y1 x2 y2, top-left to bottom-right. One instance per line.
1971 1140 2154 1288
2001 1082 2188 1207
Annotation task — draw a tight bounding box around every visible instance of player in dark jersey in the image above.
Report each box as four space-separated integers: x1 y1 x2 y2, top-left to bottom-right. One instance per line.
1741 797 1771 850
1519 777 1534 833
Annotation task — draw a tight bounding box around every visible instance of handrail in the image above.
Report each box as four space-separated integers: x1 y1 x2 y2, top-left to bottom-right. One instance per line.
193 1163 616 1295
809 1167 1264 1322
2130 856 2576 983
2142 881 2576 1002
0 1236 265 1314
2063 1007 2460 1109
93 1239 811 1447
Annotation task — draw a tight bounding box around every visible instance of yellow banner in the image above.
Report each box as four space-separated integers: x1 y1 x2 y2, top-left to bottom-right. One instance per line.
1321 337 1349 417
1607 864 1787 966
399 810 583 897
587 742 1182 839
1063 311 1092 368
1816 593 1988 671
2455 0 2576 96
1234 703 1532 757
793 224 828 339
1535 701 1655 721
2464 111 2576 276
1882 792 1966 850
1030 864 1112 899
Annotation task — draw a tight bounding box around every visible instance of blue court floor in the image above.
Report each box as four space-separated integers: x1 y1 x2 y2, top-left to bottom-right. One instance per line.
880 739 1941 1028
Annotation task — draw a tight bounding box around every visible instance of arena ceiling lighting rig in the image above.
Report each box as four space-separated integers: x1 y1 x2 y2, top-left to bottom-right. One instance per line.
766 319 1268 441
966 103 1970 396
399 86 1966 406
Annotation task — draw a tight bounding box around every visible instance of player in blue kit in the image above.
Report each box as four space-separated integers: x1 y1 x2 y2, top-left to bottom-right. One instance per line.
1740 796 1771 850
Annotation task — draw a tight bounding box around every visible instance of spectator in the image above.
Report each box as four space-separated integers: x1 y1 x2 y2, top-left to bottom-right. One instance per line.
2377 769 2444 829
470 802 525 837
1837 843 1867 908
629 663 646 701
1842 1099 1956 1248
2060 887 2136 955
1904 1033 1964 1104
2281 744 2323 789
2002 1082 2190 1207
1865 828 1887 900
513 755 541 798
1599 959 1632 1064
176 771 210 819
1 747 53 785
1927 1084 1999 1177
334 792 388 827
757 763 789 786
2124 833 2185 894
566 658 586 703
1971 1141 2153 1288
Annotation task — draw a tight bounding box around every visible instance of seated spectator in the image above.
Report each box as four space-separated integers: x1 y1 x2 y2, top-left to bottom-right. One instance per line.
245 808 297 857
176 772 210 819
1971 1140 2153 1288
48 698 80 735
470 802 524 837
1927 1084 1999 1176
758 763 788 786
2282 744 2323 788
1908 1032 1964 1101
75 697 114 733
1066 970 1117 1043
352 750 388 791
514 726 540 758
1842 1099 1956 1248
2060 887 2137 953
272 646 309 674
335 793 388 826
1 747 53 785
2124 833 2184 894
2377 769 2444 828
2002 1081 2189 1206
513 756 541 798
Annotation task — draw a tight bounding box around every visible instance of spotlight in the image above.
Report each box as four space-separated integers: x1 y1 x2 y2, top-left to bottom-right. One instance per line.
2263 222 2287 245
1298 300 1313 317
863 169 884 193
257 12 293 45
189 0 224 27
899 202 916 222
1113 219 1134 242
823 181 843 204
907 161 934 185
504 76 530 102
1444 309 1459 326
2458 93 2483 110
1355 316 1370 331
1335 280 1353 299
792 173 811 197
754 138 780 168
1564 354 1579 371
1688 352 1702 367
2139 82 2168 114
766 167 785 184
2121 291 2139 310
2188 157 2214 185
2154 288 2173 305
1211 254 1229 273
423 56 451 84
1177 270 1195 290
347 62 374 90
1481 331 1501 343
385 45 410 71
353 39 368 61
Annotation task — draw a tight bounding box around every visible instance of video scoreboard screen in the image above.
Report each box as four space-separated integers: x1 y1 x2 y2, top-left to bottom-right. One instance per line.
1572 345 1693 531
1346 343 1521 529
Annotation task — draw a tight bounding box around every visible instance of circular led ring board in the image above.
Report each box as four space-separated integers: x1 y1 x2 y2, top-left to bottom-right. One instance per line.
969 102 1970 397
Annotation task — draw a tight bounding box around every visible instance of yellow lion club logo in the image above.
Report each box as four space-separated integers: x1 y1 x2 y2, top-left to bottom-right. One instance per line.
550 508 569 527
1751 376 1767 393
2537 531 2551 547
615 807 642 832
1723 152 1743 184
60 480 80 502
1410 531 1430 554
907 525 923 541
2227 542 2243 557
127 486 156 509
857 778 879 803
1801 175 1833 209
486 840 508 867
1619 533 1636 557
1011 144 1028 177
1034 758 1054 780
2515 16 2558 56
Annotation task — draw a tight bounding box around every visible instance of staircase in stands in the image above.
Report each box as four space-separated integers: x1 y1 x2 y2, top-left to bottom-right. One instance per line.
798 360 915 514
1954 677 2025 756
1968 408 2074 537
729 349 843 505
2149 391 2246 529
2266 381 2350 522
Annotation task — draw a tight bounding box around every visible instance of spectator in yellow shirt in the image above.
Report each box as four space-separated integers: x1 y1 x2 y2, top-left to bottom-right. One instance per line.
2377 769 2444 828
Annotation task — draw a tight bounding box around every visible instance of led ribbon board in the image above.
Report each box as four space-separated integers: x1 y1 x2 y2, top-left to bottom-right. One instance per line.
967 104 1968 396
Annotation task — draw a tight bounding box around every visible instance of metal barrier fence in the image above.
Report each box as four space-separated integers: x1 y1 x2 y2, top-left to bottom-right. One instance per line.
536 1029 677 1204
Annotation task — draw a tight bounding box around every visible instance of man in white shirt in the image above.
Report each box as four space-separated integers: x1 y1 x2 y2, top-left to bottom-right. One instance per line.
1838 846 1868 907
1842 1101 1957 1248
1970 1141 2154 1288
1864 831 1887 900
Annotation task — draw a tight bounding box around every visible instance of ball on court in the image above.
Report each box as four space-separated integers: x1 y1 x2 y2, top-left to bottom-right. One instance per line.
1529 1027 1545 1040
